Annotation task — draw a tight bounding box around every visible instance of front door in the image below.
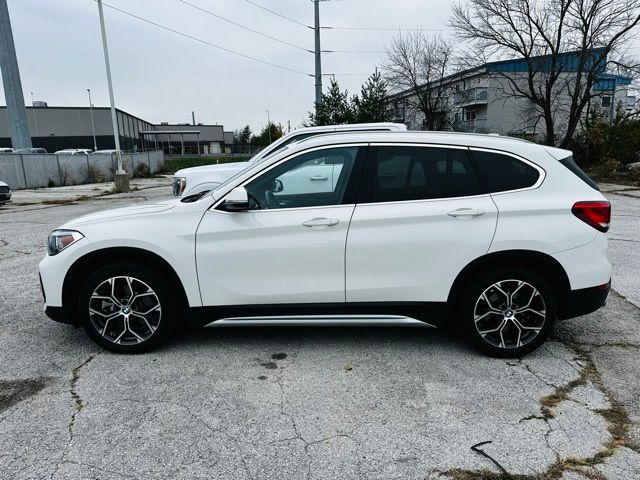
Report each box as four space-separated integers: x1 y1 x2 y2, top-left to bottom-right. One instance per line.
196 145 366 307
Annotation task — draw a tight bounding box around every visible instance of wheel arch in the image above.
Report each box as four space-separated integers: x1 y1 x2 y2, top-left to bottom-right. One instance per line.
62 247 189 326
447 250 571 315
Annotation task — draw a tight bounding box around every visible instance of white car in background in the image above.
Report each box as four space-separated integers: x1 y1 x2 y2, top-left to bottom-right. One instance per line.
54 149 91 155
172 123 407 197
0 180 11 206
91 149 118 155
0 147 14 153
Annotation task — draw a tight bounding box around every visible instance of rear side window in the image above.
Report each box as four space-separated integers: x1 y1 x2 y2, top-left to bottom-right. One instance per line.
363 146 483 203
559 156 599 190
471 150 540 193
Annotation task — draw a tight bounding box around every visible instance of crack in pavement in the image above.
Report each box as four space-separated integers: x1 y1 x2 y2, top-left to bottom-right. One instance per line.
49 352 101 480
444 341 636 480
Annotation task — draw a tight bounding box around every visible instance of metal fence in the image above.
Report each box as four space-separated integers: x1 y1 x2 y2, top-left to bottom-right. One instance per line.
0 151 165 190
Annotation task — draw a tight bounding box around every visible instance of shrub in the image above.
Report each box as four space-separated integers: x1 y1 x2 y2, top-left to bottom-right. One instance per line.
133 162 152 178
86 164 108 183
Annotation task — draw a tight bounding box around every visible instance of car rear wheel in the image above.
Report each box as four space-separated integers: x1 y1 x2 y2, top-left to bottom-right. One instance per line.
460 269 556 357
78 264 175 353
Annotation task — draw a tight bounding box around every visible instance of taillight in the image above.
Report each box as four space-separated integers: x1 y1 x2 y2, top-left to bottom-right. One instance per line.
572 201 611 233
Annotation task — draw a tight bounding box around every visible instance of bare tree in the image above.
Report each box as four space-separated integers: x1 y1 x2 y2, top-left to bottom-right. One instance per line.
450 0 640 147
383 32 457 130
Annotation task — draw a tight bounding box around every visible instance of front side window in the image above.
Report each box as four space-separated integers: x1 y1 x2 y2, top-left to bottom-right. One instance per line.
471 150 540 193
363 146 483 203
245 146 360 210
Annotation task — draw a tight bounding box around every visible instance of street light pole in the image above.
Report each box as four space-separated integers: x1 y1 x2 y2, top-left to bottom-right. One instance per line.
97 0 129 191
266 109 271 144
87 89 97 151
314 0 322 105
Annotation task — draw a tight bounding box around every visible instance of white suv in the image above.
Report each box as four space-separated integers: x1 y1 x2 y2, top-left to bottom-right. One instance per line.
172 123 407 197
39 132 611 357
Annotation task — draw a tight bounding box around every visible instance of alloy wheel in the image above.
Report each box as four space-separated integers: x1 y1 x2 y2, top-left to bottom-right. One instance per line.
473 279 546 349
88 276 161 345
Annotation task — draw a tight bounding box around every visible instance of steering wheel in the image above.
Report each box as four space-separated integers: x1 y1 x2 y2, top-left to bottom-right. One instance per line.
265 190 279 209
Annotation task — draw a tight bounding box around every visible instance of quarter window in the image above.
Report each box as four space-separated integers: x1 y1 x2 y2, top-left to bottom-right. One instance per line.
471 150 540 193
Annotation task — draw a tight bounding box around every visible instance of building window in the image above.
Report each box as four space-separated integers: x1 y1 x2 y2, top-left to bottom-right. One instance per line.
601 96 611 108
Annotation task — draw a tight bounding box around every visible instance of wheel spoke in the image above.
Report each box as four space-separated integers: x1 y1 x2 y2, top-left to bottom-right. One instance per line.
125 318 144 343
131 313 156 334
481 293 503 312
513 318 542 333
478 318 506 335
131 291 155 304
89 308 120 320
509 281 525 306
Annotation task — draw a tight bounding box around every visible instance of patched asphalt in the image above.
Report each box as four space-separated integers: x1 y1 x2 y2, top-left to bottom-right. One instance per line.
0 183 639 480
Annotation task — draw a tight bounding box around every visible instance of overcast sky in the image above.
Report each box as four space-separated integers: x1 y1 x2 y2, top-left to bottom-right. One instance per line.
1 0 458 133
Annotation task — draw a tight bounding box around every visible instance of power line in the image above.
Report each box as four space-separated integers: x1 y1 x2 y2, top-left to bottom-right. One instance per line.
322 26 446 32
322 50 385 54
99 1 312 77
179 0 312 53
241 0 312 29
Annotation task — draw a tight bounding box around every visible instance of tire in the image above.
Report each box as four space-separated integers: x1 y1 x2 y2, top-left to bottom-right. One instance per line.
78 263 176 353
459 268 557 358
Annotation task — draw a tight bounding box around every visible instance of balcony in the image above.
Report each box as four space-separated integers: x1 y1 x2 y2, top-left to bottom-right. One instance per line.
457 118 487 133
626 96 637 110
453 87 488 106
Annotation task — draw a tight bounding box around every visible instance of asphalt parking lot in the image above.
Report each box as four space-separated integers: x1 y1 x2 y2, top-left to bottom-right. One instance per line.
1 181 639 480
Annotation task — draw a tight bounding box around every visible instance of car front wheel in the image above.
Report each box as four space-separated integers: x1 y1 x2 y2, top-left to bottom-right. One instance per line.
78 264 175 353
460 269 557 357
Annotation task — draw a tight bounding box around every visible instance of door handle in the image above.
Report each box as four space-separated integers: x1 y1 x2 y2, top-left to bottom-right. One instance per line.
447 208 486 218
302 217 339 227
309 175 328 181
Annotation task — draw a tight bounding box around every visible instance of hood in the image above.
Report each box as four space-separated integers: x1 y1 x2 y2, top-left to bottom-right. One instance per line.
0 180 8 188
62 203 176 228
175 161 249 177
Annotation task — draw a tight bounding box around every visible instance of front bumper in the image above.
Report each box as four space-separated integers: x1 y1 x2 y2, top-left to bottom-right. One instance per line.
44 305 75 325
559 280 610 320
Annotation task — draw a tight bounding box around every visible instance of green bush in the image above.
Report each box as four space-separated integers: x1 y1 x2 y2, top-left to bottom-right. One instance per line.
133 162 152 178
86 165 108 184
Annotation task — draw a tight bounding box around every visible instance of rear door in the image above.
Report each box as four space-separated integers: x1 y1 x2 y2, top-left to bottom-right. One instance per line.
346 144 498 303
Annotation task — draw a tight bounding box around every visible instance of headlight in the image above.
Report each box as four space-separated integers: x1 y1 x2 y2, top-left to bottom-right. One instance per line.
173 177 187 196
47 230 84 256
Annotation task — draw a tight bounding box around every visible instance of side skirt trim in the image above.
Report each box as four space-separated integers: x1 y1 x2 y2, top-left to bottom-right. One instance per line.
187 302 449 328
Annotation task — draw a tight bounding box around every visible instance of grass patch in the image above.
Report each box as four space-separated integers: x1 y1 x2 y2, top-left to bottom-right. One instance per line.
165 156 252 173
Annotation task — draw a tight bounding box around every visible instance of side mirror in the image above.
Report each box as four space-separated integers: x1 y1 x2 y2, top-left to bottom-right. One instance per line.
221 186 249 211
273 179 283 193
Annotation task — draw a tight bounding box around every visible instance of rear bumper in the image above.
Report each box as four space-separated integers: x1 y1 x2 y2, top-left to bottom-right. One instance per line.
559 280 610 320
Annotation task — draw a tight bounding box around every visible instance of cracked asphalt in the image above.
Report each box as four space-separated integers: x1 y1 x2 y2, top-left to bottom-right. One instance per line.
0 183 639 480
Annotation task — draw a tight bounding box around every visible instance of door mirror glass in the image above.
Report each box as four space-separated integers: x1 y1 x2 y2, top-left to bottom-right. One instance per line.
222 186 249 211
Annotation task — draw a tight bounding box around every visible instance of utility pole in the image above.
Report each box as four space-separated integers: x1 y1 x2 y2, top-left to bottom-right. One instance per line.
192 111 196 126
0 0 32 149
314 0 322 105
87 89 97 151
97 0 129 191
